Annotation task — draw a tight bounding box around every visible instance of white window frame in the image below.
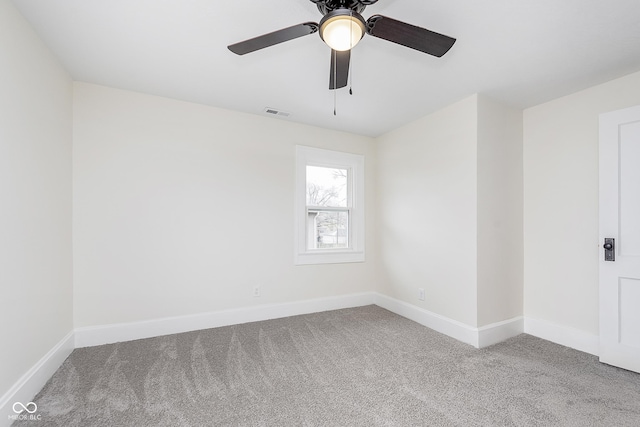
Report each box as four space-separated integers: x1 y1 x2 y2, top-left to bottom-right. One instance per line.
295 145 365 265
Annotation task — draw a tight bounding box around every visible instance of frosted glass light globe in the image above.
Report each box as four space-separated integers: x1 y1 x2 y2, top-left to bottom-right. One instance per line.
320 11 366 51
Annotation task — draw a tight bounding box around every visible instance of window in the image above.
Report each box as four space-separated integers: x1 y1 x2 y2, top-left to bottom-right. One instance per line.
295 146 364 265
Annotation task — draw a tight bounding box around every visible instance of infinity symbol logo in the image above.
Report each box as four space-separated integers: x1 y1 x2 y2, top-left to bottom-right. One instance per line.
12 402 37 414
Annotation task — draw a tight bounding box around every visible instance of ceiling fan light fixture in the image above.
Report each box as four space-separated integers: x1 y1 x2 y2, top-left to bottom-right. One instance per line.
319 9 366 51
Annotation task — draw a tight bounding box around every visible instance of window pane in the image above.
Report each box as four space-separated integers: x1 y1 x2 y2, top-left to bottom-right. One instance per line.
307 210 349 249
306 166 347 207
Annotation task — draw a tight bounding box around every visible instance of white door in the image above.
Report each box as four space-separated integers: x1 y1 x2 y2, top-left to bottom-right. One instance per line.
599 105 640 373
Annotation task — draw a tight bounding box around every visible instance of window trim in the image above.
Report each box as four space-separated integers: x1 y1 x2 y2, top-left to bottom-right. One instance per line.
295 145 365 265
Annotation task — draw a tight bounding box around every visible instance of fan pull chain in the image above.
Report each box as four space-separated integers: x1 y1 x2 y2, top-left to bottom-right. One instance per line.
349 10 354 95
333 49 337 116
333 91 336 116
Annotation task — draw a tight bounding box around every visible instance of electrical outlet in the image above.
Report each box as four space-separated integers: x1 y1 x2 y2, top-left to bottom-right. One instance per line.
418 288 425 301
252 285 261 297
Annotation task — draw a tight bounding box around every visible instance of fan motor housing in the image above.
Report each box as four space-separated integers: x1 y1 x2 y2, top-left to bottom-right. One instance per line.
310 0 378 15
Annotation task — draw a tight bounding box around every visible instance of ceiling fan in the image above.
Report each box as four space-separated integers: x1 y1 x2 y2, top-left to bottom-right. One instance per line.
228 0 456 90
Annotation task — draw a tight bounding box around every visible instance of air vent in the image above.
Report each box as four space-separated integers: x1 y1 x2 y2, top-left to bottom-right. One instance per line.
264 107 291 117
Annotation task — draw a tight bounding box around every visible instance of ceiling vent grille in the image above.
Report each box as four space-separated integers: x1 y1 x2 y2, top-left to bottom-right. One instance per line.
264 107 291 117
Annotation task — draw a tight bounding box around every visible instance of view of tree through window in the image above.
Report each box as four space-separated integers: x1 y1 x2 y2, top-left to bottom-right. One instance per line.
306 166 349 249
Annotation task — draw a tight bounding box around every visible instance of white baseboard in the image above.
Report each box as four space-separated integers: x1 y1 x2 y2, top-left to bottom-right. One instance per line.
373 293 523 348
0 331 74 427
75 292 525 350
478 316 525 348
373 293 479 346
372 294 597 354
524 317 599 356
75 292 376 348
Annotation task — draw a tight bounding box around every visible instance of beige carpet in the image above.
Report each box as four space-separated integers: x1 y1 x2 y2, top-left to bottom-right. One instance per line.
13 305 640 426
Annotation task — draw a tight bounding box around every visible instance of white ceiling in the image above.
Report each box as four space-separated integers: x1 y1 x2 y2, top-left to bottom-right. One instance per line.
12 0 640 137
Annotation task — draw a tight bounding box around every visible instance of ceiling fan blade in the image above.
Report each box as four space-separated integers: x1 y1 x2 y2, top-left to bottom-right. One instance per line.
366 15 456 57
228 22 319 55
329 49 350 90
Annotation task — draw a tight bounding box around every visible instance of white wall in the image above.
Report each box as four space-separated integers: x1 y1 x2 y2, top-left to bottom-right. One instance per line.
376 94 523 329
477 95 523 326
376 95 479 327
73 83 378 328
0 0 72 403
523 70 640 335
